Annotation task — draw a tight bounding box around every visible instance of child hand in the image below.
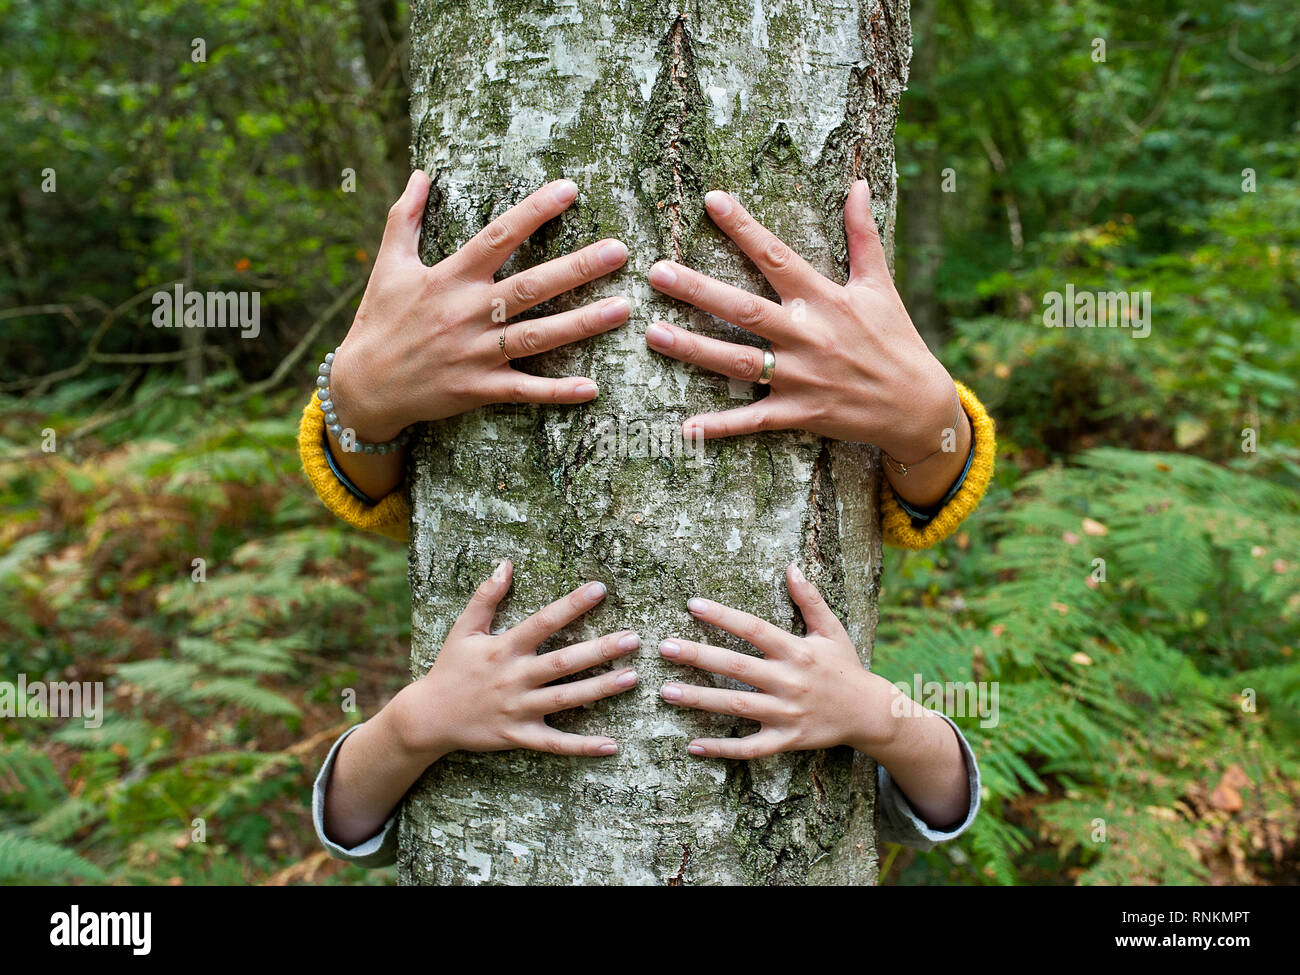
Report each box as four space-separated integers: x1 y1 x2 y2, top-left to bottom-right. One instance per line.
322 560 638 847
391 559 640 759
329 171 631 444
658 563 895 759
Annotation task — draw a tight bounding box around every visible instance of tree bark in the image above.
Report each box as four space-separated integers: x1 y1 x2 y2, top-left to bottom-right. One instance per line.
402 0 909 886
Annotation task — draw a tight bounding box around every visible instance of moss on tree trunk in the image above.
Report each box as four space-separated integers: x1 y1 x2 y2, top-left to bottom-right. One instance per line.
402 0 910 885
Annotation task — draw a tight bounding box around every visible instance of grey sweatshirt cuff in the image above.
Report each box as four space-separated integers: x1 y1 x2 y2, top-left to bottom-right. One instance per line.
875 711 982 851
312 722 400 868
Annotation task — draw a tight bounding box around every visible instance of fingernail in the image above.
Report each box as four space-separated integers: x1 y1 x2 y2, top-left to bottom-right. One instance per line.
618 632 641 651
659 640 681 658
575 382 598 398
688 743 706 755
601 296 630 323
552 179 578 203
649 262 677 287
661 684 683 702
492 559 511 583
788 563 806 585
616 669 639 688
584 581 607 603
599 240 628 265
645 322 674 348
597 742 617 755
704 190 733 217
687 597 709 615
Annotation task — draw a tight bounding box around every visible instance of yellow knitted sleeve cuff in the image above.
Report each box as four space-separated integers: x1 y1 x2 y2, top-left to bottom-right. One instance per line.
299 380 993 552
298 392 411 543
880 380 996 551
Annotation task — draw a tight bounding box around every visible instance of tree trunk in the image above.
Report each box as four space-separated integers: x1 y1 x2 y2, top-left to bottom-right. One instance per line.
402 0 909 886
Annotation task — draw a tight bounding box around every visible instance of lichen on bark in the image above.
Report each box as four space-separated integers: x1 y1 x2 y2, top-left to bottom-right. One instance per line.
401 0 910 885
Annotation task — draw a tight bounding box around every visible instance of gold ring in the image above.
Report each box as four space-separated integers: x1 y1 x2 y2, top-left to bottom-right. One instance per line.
757 350 776 385
499 324 514 361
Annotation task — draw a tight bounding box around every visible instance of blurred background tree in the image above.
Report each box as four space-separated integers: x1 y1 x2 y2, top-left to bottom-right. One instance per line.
1 0 1296 885
883 0 1300 885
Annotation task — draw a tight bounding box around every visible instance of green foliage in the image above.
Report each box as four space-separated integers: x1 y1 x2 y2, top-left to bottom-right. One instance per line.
3 0 1297 887
0 832 107 883
1 0 403 383
879 449 1300 885
887 0 1300 884
0 386 408 885
901 0 1300 468
942 184 1300 463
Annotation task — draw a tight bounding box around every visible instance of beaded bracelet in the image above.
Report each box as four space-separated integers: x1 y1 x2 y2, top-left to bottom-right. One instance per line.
314 348 414 455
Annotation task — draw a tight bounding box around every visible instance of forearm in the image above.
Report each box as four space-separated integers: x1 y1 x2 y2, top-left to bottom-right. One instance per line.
323 690 448 848
849 677 971 829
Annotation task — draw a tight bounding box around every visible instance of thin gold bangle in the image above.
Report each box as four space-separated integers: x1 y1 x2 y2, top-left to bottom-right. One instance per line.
882 387 963 476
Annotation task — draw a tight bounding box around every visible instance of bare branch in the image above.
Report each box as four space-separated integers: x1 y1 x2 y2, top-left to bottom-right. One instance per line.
233 278 365 402
1229 20 1300 75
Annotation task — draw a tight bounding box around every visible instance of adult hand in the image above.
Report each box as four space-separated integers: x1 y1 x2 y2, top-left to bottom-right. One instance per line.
644 182 970 505
331 171 630 443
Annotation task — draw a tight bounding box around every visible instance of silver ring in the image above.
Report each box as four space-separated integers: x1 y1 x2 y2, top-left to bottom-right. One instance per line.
757 350 776 385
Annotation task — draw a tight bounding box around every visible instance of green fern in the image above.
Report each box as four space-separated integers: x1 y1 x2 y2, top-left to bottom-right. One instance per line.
881 447 1300 884
0 832 106 883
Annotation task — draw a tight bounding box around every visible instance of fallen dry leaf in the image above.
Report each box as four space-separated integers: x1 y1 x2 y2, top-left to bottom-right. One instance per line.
1208 764 1250 813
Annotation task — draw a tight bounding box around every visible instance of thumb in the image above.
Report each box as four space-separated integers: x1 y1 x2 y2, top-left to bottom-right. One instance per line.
452 558 513 636
785 563 845 637
843 180 890 284
378 170 431 264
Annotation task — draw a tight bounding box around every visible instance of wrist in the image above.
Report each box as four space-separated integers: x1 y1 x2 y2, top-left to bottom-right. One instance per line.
385 681 454 764
881 363 959 463
846 671 904 756
328 343 406 444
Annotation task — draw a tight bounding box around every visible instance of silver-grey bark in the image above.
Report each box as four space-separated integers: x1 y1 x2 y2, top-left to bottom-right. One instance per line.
402 0 910 885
